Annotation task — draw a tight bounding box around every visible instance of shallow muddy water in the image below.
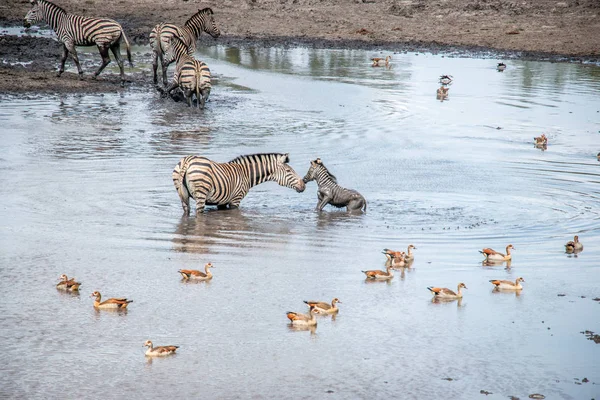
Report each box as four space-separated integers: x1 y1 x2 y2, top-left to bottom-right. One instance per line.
1 43 600 399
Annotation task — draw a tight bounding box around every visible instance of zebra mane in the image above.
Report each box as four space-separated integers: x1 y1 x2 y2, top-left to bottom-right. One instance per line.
36 0 67 15
185 8 214 26
229 153 289 164
315 161 337 184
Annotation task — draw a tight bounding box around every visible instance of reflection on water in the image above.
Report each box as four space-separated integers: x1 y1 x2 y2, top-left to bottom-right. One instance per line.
1 44 600 399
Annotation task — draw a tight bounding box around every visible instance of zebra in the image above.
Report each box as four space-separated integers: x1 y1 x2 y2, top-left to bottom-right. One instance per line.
23 0 132 87
149 8 220 86
172 153 306 215
303 158 367 213
158 35 211 109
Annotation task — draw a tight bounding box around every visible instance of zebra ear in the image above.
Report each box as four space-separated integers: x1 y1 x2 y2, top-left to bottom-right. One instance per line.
315 158 322 164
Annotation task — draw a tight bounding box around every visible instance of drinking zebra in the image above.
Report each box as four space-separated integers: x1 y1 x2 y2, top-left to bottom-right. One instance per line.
149 8 220 86
158 35 211 109
303 158 367 213
172 153 306 215
23 0 132 86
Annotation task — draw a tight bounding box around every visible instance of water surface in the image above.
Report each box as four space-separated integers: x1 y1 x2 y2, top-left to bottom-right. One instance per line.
1 43 599 399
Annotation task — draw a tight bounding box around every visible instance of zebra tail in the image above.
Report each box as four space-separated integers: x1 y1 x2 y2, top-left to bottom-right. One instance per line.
173 157 191 200
121 28 133 67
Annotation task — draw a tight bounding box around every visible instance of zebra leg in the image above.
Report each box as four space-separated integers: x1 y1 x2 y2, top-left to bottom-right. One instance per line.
161 57 170 87
194 197 207 214
316 196 332 211
93 45 112 80
152 51 159 85
65 42 84 79
110 42 126 87
57 44 69 77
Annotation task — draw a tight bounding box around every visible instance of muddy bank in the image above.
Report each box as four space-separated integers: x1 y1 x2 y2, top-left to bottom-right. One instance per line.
1 0 599 93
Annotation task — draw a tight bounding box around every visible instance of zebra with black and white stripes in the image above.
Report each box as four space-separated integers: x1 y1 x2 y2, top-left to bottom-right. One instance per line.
159 35 211 108
172 153 306 215
149 8 220 86
23 0 132 86
303 158 367 213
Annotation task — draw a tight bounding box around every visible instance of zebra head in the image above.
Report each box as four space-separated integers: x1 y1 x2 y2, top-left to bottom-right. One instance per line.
303 158 337 184
187 8 221 39
273 154 305 193
24 0 42 28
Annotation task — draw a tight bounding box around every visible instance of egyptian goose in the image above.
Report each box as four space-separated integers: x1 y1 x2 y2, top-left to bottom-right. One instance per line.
287 306 319 326
362 265 394 280
497 62 507 71
436 86 449 99
90 291 133 309
303 298 341 314
404 244 417 262
371 55 391 67
534 134 548 145
565 235 583 252
479 244 514 262
143 340 179 357
489 277 525 290
178 263 214 281
427 283 467 299
439 75 453 85
383 249 406 267
56 274 81 291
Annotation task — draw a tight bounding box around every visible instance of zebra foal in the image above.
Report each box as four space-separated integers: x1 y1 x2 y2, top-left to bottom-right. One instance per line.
23 0 132 86
159 35 211 109
172 153 306 215
303 158 367 213
149 8 220 86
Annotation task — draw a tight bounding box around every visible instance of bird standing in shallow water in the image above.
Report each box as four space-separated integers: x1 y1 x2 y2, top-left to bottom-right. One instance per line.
497 62 507 71
90 291 133 309
178 263 214 281
479 244 514 262
56 274 81 291
303 298 341 314
287 306 319 326
371 55 391 67
362 265 394 280
565 235 583 252
439 75 453 85
427 283 467 299
489 277 525 290
144 340 179 357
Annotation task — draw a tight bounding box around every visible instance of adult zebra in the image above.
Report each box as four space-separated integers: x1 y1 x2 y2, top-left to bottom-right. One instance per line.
23 0 132 86
149 8 220 86
159 35 211 109
303 158 367 213
172 153 306 215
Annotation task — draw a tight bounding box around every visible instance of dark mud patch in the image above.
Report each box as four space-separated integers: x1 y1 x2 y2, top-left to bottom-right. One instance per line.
0 35 154 93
